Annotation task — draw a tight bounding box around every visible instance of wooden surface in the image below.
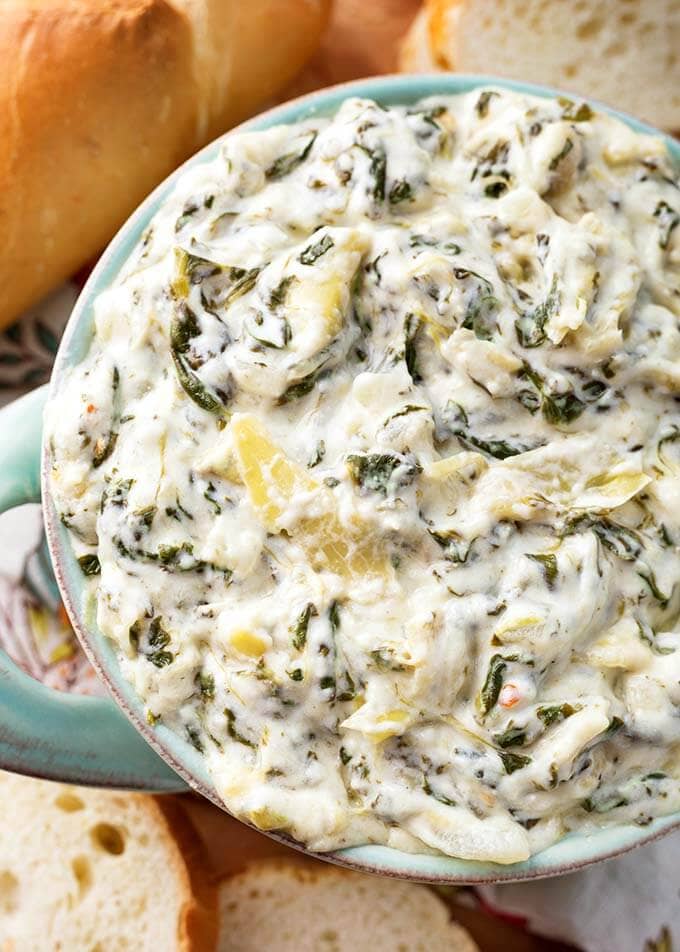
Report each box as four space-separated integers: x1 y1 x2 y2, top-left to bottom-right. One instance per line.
174 5 578 950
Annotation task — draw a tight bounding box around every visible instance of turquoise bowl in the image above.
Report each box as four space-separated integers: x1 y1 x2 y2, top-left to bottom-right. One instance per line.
1 74 679 883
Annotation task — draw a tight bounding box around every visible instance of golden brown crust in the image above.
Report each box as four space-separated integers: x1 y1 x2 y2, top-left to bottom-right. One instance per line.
426 0 461 69
0 0 329 330
153 796 219 952
0 0 197 328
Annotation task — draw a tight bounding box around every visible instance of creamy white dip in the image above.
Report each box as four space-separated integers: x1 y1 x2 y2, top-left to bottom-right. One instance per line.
47 89 680 863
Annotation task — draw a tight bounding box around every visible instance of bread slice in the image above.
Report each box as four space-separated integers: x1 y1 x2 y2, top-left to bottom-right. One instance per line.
399 7 440 73
400 0 680 132
217 860 478 952
0 772 216 951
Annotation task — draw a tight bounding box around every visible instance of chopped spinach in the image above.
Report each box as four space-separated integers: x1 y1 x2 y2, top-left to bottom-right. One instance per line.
518 364 585 425
223 267 261 307
277 365 327 404
654 200 679 249
299 233 334 266
346 452 421 496
549 137 574 172
92 367 120 467
515 276 560 348
291 602 316 651
146 617 174 668
198 672 215 700
265 131 316 180
499 751 532 775
476 90 499 118
537 703 576 727
329 600 341 635
404 313 423 381
478 654 507 716
269 275 297 308
170 304 228 414
308 440 326 468
428 529 473 564
77 554 101 576
494 725 527 749
558 97 594 122
224 708 255 747
442 402 530 459
389 179 412 204
564 515 669 605
368 148 387 201
174 200 199 233
186 726 204 752
526 552 558 588
423 777 457 807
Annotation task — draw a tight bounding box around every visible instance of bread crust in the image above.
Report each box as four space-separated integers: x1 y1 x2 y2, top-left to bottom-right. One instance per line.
427 0 461 69
154 796 219 952
0 0 197 327
0 0 330 330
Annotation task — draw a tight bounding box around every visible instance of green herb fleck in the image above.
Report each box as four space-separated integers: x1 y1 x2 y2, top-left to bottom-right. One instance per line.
423 777 457 806
389 179 412 204
515 276 560 348
77 554 101 576
277 366 326 405
187 726 204 753
476 90 499 117
404 313 423 381
443 402 530 459
653 200 679 249
369 148 387 201
537 703 576 727
269 275 297 308
526 553 558 588
299 234 334 266
494 726 527 749
265 131 316 180
558 97 594 122
499 751 532 774
478 655 507 716
224 708 255 748
549 137 574 171
198 672 215 700
346 452 421 496
308 440 326 468
291 603 316 651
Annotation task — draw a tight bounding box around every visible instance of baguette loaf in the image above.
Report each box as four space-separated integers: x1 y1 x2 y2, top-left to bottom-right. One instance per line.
0 771 216 951
0 0 330 330
217 860 479 951
400 0 680 132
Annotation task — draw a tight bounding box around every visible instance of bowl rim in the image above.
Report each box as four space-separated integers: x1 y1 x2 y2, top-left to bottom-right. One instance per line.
43 72 680 884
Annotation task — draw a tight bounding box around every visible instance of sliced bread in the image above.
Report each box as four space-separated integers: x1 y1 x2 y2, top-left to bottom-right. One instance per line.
400 0 680 132
217 859 478 951
0 771 216 952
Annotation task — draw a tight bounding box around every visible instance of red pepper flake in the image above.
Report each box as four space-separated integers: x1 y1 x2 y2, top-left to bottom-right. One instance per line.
499 684 521 709
86 404 96 413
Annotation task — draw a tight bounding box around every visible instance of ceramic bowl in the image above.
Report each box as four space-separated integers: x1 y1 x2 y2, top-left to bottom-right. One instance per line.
1 74 678 884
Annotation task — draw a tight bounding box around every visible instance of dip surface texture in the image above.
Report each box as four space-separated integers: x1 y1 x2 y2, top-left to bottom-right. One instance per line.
47 90 680 863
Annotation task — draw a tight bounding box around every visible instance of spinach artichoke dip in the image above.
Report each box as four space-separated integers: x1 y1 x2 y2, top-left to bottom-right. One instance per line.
47 89 680 864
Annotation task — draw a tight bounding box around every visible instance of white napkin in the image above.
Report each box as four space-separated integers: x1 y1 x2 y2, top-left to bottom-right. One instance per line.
480 834 679 951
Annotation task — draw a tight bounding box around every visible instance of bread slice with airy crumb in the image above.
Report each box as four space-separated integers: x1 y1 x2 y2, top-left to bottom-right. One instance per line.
217 860 478 952
0 771 216 952
400 0 680 132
